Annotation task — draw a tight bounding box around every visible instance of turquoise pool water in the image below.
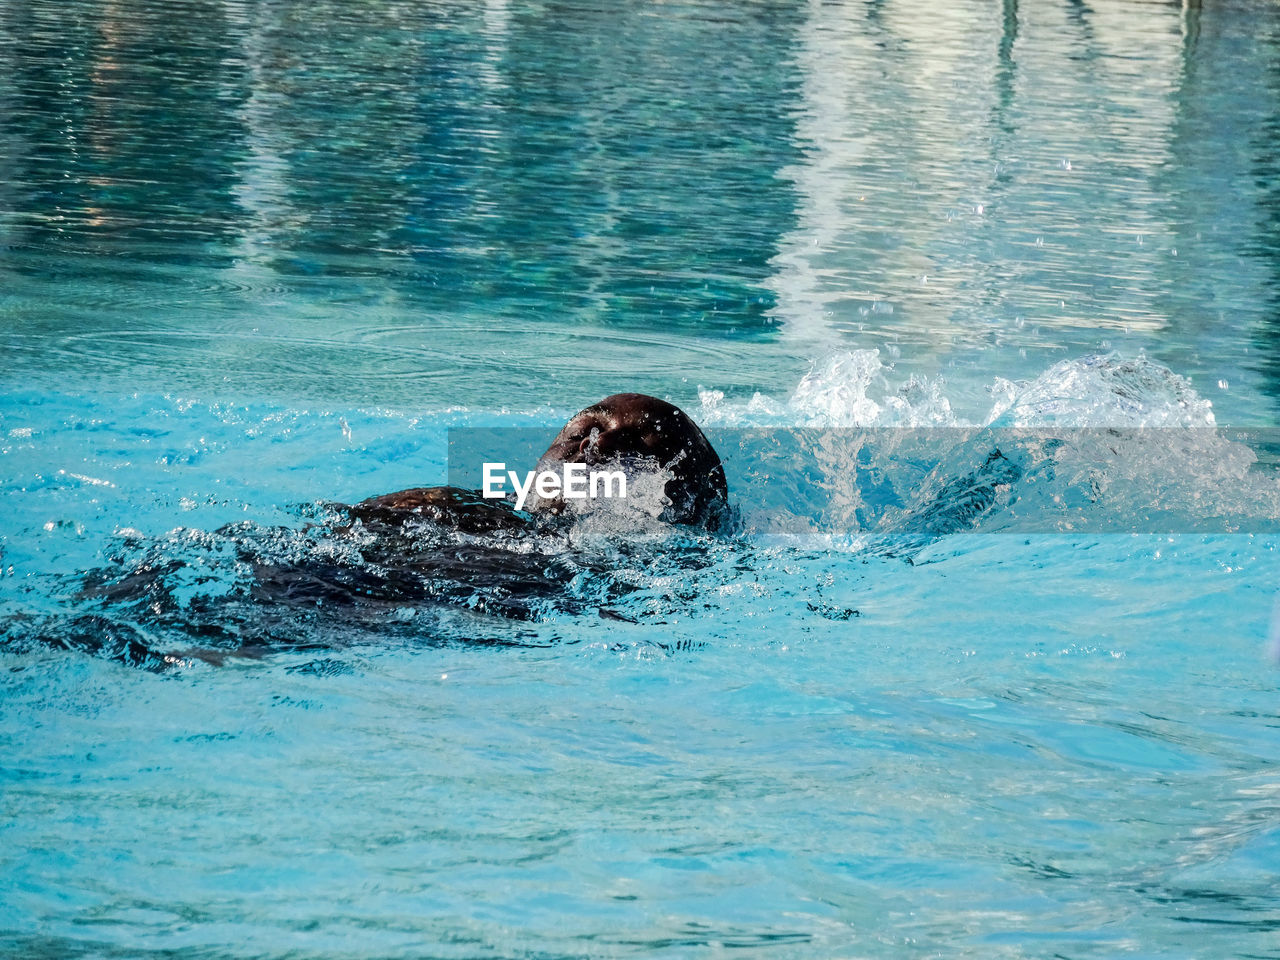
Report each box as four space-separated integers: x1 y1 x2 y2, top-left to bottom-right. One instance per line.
4 0 1280 957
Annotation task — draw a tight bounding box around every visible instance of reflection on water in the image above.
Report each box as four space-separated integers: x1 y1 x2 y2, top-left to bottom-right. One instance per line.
773 0 1280 417
0 0 1278 417
0 0 806 405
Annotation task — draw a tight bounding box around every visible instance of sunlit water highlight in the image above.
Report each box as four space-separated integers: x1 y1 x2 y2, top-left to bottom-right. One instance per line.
3 1 1280 958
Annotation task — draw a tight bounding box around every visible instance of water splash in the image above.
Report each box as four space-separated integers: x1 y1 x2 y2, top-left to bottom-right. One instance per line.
701 350 1280 543
5 350 1278 668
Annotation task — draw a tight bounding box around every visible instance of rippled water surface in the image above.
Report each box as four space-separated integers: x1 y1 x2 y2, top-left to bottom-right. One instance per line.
4 1 1280 958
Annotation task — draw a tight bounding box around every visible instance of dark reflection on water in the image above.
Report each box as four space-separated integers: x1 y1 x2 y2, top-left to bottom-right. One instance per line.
0 0 806 405
1250 13 1280 407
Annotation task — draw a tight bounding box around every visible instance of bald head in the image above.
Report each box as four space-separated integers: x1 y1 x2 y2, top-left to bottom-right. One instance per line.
533 393 728 526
